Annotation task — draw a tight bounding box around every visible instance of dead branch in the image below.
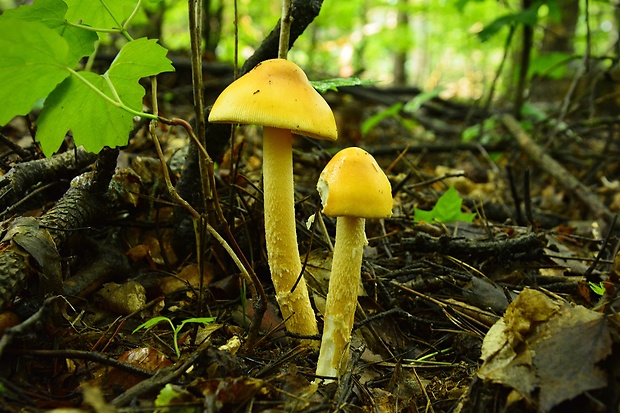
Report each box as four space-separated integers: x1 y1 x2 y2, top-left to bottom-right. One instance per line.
501 113 615 224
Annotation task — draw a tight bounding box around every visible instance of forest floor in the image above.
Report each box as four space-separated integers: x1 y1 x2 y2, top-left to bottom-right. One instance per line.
0 71 619 413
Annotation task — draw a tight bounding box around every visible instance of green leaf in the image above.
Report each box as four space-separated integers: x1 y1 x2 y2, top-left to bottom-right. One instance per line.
361 102 403 137
155 384 194 412
0 19 71 125
310 77 376 93
36 73 135 155
477 2 541 42
106 38 175 112
589 282 606 296
178 317 217 330
63 0 137 29
403 87 445 113
132 316 172 333
414 186 476 224
155 383 180 407
1 0 97 64
37 38 174 155
528 52 573 79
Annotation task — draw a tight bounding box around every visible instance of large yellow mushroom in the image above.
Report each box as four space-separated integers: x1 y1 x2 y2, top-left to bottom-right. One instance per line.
315 147 392 380
209 59 337 338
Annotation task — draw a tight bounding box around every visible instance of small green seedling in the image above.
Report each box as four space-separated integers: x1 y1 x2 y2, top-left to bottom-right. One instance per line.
133 316 216 358
588 281 606 296
414 186 476 224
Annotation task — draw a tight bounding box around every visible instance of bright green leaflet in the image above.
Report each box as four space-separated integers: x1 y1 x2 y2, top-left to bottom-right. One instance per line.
589 282 606 296
37 38 174 155
0 19 72 126
414 186 476 224
1 0 97 64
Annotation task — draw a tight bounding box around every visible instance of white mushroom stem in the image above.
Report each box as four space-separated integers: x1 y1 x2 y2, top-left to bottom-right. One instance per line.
316 216 367 379
262 126 319 339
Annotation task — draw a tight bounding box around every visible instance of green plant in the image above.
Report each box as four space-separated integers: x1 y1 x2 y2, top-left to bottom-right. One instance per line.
310 77 375 93
414 186 476 224
0 0 174 155
588 281 606 296
133 316 216 358
154 383 194 413
360 87 443 137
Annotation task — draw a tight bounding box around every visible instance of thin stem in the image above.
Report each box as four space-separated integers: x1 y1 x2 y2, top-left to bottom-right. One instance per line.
66 21 123 34
169 319 181 358
278 0 292 59
188 0 211 215
234 0 239 79
99 0 132 41
123 0 144 32
102 73 123 104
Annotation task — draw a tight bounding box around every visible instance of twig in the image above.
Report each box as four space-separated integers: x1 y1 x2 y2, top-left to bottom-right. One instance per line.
0 132 29 160
0 296 59 359
278 0 292 59
111 338 212 406
501 113 615 224
7 348 155 377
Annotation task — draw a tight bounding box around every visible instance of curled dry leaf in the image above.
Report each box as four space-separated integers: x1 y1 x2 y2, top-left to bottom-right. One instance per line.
478 288 612 412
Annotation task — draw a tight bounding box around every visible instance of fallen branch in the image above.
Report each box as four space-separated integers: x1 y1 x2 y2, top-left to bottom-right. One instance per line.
501 114 615 224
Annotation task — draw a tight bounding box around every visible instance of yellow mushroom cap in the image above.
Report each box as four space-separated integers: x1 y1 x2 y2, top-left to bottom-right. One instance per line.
208 59 338 141
317 147 393 218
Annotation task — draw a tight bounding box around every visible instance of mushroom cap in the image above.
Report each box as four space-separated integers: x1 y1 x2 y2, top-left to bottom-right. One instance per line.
208 59 338 141
317 147 393 218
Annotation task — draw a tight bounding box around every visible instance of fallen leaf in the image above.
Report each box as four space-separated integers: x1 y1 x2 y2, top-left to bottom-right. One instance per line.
97 281 146 315
478 288 612 412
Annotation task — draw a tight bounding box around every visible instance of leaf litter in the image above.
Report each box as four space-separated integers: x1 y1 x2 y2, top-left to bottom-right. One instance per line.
1 67 620 413
478 288 612 412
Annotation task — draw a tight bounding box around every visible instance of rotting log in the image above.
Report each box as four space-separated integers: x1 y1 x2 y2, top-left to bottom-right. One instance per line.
0 150 117 311
0 146 97 215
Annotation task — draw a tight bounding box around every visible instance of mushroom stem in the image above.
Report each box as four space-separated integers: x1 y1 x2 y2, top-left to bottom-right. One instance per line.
262 126 319 339
315 216 367 379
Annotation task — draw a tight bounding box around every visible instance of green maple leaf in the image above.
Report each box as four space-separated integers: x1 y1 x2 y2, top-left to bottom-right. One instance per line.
414 186 476 224
2 0 97 64
37 38 174 155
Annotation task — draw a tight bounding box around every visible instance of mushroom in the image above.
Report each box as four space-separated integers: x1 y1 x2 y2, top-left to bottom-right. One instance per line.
208 59 337 338
315 147 392 379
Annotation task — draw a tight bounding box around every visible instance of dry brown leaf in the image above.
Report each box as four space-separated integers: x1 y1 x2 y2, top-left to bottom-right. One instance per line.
158 262 214 295
105 347 172 390
478 288 612 412
97 281 147 315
